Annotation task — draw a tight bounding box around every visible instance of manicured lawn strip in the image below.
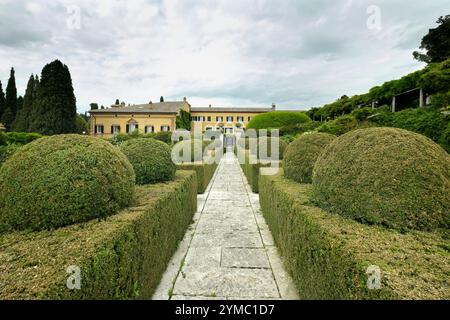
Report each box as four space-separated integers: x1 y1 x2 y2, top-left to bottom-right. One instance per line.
177 161 218 193
0 171 197 299
259 171 449 300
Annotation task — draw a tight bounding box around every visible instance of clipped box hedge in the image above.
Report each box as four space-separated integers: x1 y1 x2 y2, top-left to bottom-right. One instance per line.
259 171 449 300
239 151 274 193
177 161 218 194
0 171 197 299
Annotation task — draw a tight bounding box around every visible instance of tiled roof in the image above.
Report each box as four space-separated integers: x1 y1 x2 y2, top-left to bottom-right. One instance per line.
89 101 187 114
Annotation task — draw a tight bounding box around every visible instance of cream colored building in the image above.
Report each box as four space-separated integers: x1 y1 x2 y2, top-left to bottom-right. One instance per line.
190 106 274 133
89 100 190 136
89 99 274 137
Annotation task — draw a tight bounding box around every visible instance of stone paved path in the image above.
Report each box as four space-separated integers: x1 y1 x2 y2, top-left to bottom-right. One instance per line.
153 152 298 300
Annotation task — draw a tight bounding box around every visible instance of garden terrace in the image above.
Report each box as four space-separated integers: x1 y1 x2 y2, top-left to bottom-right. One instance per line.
0 171 197 299
259 171 449 300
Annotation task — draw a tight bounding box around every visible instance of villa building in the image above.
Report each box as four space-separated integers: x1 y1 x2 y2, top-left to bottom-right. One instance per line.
89 98 274 137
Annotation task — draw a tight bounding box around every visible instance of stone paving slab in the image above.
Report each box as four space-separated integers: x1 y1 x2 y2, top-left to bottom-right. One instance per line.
152 152 299 300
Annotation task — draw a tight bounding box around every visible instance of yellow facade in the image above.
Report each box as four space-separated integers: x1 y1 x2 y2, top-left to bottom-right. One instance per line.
190 111 263 133
89 101 272 136
90 113 176 136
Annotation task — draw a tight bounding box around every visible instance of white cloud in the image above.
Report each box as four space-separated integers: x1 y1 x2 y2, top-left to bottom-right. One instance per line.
0 0 448 112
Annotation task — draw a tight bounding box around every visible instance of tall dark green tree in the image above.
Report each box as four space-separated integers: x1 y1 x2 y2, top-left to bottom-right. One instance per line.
115 99 120 105
1 68 18 131
13 75 38 132
413 15 450 63
0 81 5 122
29 60 77 135
160 96 164 102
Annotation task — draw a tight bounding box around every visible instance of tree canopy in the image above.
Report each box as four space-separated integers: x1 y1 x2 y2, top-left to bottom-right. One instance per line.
29 60 77 135
414 15 450 64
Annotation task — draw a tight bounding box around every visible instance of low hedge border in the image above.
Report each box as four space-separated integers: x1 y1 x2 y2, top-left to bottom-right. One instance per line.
0 171 197 299
239 151 274 193
177 161 218 194
259 171 449 300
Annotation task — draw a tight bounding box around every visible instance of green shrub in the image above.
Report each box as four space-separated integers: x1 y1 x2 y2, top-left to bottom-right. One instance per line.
177 162 218 193
279 121 321 136
246 111 311 130
3 132 42 145
258 136 288 160
0 135 135 232
0 132 6 146
283 133 335 183
0 144 21 167
109 133 132 146
430 90 450 110
120 138 175 185
312 128 450 231
153 131 172 144
240 151 273 193
259 172 448 300
316 115 359 136
0 171 197 299
351 107 377 121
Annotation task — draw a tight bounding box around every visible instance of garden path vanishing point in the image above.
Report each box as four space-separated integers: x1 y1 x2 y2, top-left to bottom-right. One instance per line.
153 151 298 300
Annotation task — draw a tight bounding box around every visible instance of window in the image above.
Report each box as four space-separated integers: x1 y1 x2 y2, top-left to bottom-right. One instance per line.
199 116 205 122
248 116 252 122
111 125 120 134
126 123 139 133
207 116 211 121
226 116 234 122
216 116 223 122
145 125 154 134
161 125 170 132
192 116 198 121
237 116 244 122
95 125 104 134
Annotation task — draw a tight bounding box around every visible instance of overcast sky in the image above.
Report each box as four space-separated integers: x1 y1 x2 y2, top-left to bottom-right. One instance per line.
0 0 448 113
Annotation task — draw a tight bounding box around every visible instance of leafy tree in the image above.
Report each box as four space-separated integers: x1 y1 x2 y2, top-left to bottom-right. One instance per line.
90 103 99 110
176 109 191 130
160 96 164 102
29 60 77 135
75 114 89 134
13 75 38 132
0 81 5 121
413 15 450 63
1 68 18 131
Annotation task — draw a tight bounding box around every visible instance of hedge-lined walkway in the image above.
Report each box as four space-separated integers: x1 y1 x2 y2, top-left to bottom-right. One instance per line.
153 152 298 300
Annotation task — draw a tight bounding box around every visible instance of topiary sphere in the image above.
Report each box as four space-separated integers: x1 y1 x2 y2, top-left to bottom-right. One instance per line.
312 127 450 232
258 137 288 160
120 138 175 184
0 135 135 232
283 133 335 183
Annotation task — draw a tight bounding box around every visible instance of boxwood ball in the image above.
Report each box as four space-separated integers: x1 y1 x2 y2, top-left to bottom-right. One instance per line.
312 127 450 231
283 133 335 183
120 138 176 185
0 134 135 232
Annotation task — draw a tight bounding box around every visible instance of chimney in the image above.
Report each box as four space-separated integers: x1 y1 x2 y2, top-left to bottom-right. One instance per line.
271 103 276 110
209 104 212 108
183 97 187 102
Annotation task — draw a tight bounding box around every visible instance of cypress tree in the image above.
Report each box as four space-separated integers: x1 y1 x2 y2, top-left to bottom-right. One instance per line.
13 75 37 132
29 60 77 135
1 68 18 131
160 96 164 102
0 81 5 122
115 99 120 105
